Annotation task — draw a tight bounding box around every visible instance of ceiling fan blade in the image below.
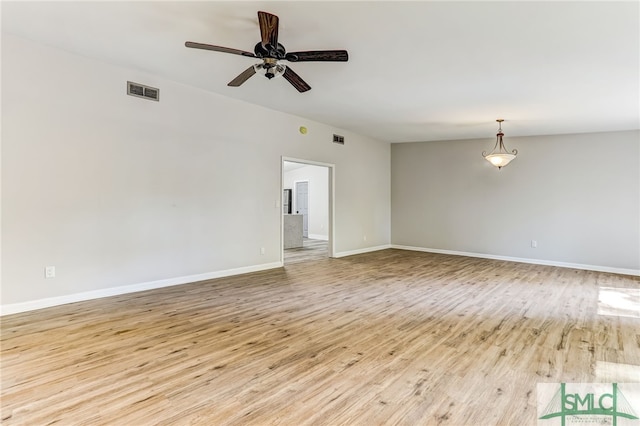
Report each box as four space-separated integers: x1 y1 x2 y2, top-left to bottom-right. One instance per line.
258 11 279 47
185 41 256 58
285 50 349 62
283 67 311 93
228 66 257 87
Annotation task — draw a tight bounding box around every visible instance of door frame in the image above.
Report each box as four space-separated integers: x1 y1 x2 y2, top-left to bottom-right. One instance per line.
281 156 335 263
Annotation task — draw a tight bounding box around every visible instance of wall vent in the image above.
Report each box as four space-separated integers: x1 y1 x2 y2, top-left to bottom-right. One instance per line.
127 81 159 101
333 134 345 145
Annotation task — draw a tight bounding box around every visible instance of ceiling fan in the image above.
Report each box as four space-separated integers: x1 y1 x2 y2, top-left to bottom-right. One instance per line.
185 11 349 93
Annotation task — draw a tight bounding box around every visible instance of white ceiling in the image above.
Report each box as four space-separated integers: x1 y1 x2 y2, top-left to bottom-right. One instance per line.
3 1 638 143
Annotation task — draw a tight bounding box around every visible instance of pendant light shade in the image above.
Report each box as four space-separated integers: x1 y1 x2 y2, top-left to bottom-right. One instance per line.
483 119 517 169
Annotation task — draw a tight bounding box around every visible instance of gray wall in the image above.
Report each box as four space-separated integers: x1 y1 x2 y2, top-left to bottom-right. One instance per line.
283 164 329 240
3 33 636 313
391 130 640 272
1 34 391 310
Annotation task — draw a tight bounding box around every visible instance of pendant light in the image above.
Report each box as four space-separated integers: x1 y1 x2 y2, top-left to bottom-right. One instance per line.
483 119 518 169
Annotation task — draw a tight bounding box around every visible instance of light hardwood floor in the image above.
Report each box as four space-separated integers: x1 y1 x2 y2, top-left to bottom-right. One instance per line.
1 249 639 425
284 238 328 264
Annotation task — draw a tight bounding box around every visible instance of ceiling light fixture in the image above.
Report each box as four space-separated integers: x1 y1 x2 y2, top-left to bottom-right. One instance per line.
253 58 286 80
483 119 517 169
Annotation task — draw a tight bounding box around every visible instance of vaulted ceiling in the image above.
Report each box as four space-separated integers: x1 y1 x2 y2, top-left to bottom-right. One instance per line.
3 1 638 143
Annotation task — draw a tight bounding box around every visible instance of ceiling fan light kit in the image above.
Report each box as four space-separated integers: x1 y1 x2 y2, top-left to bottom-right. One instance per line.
254 60 286 80
185 11 349 92
483 119 518 169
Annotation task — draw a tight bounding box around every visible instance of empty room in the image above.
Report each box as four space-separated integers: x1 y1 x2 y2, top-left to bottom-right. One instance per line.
1 1 639 425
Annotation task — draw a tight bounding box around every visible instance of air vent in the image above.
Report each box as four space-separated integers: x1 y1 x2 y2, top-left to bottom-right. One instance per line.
127 81 159 101
333 134 345 145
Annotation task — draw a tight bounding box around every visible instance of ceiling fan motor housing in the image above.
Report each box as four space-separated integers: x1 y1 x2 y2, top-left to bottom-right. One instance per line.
254 42 286 60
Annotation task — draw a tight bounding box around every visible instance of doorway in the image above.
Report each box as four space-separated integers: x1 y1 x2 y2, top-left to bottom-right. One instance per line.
282 157 334 264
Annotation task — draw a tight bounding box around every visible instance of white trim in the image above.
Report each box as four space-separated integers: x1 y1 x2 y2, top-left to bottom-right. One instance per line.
334 244 391 258
282 157 336 169
391 245 640 277
0 261 283 316
328 165 335 258
308 234 329 241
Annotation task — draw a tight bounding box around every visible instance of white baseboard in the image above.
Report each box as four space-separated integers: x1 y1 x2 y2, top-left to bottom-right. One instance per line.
0 261 284 316
391 245 640 277
307 234 329 241
334 244 391 258
6 246 635 316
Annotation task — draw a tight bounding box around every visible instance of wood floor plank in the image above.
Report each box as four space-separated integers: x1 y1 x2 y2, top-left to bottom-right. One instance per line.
284 238 328 264
1 249 639 425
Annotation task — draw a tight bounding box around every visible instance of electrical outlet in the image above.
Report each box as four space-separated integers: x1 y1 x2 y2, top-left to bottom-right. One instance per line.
363 235 367 241
531 240 538 248
260 247 265 255
45 266 55 278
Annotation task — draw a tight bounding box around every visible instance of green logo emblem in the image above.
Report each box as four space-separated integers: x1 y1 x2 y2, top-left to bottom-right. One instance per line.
539 383 639 425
